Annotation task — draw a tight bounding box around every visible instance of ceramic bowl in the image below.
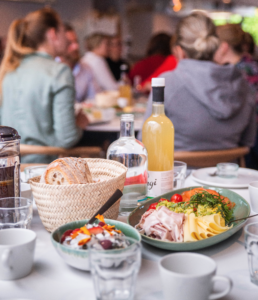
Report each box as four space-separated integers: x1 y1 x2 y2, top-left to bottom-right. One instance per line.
51 218 141 271
128 186 250 251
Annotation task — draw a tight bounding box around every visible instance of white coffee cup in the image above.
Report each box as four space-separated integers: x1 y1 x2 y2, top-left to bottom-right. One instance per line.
0 229 36 280
159 253 232 300
249 181 258 213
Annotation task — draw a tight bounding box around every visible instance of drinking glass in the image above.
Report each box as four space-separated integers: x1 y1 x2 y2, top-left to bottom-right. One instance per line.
0 197 33 229
89 236 141 300
24 165 47 182
174 161 187 189
245 222 258 285
217 163 239 178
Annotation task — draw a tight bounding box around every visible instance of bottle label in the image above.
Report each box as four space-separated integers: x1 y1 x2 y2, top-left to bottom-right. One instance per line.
147 170 174 198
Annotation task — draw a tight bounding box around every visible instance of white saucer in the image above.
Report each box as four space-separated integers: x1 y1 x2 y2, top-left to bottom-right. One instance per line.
191 167 258 188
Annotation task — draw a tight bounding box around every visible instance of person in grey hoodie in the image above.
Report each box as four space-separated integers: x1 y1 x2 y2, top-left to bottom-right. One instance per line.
140 12 256 152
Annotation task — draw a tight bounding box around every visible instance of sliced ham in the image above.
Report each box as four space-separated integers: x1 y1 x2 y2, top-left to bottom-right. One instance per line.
136 206 185 242
136 209 155 229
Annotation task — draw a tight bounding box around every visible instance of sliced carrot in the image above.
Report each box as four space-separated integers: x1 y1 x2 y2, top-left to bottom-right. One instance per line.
95 214 105 223
78 237 91 246
80 226 91 236
180 188 234 209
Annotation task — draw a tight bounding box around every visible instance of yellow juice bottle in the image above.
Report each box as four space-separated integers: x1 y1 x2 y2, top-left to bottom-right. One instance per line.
119 84 132 106
142 78 174 197
119 64 132 106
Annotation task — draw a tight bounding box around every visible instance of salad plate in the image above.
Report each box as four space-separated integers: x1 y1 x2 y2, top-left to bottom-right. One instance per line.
51 218 141 271
128 186 250 251
191 167 258 188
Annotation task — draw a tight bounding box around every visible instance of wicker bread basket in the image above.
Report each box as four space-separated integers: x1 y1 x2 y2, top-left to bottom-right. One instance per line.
30 158 127 232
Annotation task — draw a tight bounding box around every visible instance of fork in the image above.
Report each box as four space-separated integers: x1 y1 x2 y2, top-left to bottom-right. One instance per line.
208 171 218 177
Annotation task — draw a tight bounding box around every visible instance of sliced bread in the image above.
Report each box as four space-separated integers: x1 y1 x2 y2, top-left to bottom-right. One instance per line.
40 157 93 185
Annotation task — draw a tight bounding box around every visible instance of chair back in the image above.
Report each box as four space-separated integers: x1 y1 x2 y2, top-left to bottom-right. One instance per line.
20 144 102 159
174 147 249 168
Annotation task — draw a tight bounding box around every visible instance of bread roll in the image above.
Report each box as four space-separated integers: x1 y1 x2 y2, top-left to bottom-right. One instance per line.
40 157 93 185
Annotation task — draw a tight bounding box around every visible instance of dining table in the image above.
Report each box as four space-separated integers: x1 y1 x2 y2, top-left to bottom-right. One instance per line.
86 115 144 133
1 172 258 300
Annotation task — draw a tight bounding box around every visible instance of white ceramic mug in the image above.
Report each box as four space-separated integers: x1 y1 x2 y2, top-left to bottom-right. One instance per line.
0 229 36 280
249 181 258 213
159 253 232 300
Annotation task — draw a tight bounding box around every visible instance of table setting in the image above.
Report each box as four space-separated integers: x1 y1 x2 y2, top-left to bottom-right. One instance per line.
75 90 147 133
1 119 258 300
1 162 258 300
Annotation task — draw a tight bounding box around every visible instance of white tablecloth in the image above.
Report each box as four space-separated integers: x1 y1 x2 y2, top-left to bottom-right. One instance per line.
1 175 258 300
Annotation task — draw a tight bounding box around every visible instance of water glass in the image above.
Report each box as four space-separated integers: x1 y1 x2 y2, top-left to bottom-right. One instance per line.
174 161 187 189
217 163 239 178
24 165 47 182
0 197 33 229
245 222 258 285
89 236 141 300
248 182 258 213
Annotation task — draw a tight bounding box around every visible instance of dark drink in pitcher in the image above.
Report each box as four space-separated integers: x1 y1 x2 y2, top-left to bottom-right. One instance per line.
0 166 15 198
0 127 21 207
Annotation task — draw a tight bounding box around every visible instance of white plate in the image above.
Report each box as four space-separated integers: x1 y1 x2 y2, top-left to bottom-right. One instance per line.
191 167 258 188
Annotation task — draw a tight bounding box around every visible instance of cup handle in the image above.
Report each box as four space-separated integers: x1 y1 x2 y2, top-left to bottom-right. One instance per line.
2 249 12 269
209 276 232 300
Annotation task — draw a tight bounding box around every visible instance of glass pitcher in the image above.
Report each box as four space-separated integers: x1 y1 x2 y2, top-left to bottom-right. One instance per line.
0 126 21 200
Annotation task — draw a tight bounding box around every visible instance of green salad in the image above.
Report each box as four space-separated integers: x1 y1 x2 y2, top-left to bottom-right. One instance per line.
157 191 234 224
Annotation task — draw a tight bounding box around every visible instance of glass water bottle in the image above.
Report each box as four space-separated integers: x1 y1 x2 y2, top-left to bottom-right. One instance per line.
107 114 148 214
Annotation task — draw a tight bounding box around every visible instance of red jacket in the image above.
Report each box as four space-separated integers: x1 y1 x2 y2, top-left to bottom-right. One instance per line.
142 55 177 86
129 54 167 83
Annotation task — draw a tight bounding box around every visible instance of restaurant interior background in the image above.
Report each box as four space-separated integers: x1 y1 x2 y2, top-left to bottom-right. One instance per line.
0 0 257 63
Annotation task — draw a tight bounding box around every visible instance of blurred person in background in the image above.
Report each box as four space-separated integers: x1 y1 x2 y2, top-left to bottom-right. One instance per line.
81 33 118 91
242 32 256 59
215 24 258 92
129 33 177 92
139 12 256 153
0 8 88 163
0 37 6 64
60 23 100 102
106 36 130 81
215 24 258 169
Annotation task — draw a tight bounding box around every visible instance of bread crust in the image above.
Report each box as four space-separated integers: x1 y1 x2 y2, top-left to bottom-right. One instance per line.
75 157 93 183
41 158 93 185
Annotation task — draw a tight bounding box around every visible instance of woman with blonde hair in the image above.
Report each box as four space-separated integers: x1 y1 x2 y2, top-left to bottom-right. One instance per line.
141 12 256 152
0 8 88 163
81 33 118 91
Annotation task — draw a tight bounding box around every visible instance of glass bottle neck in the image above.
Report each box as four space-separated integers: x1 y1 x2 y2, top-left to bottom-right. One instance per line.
152 103 165 115
120 119 135 138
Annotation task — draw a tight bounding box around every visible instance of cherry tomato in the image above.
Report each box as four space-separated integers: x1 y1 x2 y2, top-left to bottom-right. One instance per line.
158 198 168 203
170 194 183 203
147 202 158 211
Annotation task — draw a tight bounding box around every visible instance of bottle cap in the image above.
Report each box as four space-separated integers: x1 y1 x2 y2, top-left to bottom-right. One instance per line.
152 78 165 87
